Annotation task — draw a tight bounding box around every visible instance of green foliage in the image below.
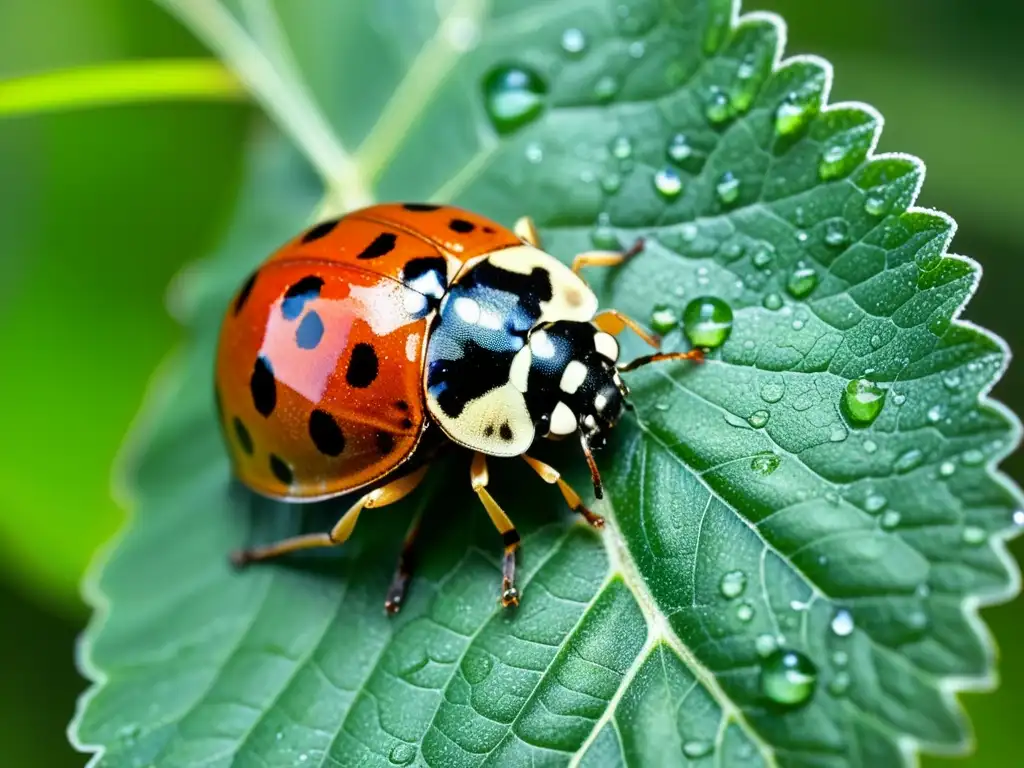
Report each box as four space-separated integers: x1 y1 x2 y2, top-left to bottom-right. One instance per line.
72 0 1021 765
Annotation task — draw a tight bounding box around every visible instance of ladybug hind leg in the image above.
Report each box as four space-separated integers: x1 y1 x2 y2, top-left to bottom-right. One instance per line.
384 507 424 615
470 452 522 608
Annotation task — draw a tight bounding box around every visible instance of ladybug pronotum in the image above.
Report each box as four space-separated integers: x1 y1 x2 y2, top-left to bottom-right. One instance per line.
215 203 702 612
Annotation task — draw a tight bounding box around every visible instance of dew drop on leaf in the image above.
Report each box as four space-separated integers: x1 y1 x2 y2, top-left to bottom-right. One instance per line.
865 493 888 514
666 132 692 163
601 172 622 194
755 633 779 657
682 296 733 348
819 144 852 180
830 608 854 637
751 452 780 476
1014 510 1024 527
842 379 885 427
962 526 987 546
593 75 619 102
962 448 985 466
683 741 714 758
590 216 620 250
939 460 956 477
560 27 587 57
610 135 633 160
481 65 548 134
719 570 747 599
747 409 770 429
828 671 851 697
927 405 943 423
524 142 543 163
462 648 494 684
649 304 679 334
751 241 775 269
704 86 731 125
774 93 813 136
736 601 755 622
716 171 741 205
894 448 924 474
786 265 819 299
628 40 646 59
864 195 888 217
388 744 416 766
824 220 849 247
760 649 818 707
880 510 902 529
760 380 785 404
832 650 849 667
653 167 683 199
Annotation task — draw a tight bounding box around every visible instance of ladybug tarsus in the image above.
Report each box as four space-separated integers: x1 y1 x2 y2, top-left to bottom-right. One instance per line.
500 587 521 608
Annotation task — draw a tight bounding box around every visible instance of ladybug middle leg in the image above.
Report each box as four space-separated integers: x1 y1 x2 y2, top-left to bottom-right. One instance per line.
231 465 429 567
570 237 645 279
521 455 604 528
469 452 522 608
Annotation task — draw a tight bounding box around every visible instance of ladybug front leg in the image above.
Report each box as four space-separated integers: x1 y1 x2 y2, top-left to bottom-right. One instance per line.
469 452 522 608
570 237 645 280
521 455 604 528
231 465 429 566
593 309 662 350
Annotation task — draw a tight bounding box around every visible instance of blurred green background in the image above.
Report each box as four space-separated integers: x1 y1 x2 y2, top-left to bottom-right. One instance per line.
0 0 1019 765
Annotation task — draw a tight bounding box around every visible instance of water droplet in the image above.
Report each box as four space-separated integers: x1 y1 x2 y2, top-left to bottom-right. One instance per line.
524 142 543 163
829 425 848 443
786 265 819 299
720 570 747 599
299 755 309 763
116 724 141 745
389 744 416 765
560 27 587 57
842 379 885 427
666 133 693 163
679 222 698 242
891 391 906 406
962 526 987 546
830 609 854 637
864 195 887 217
863 439 878 454
610 135 632 160
628 40 646 59
601 172 622 194
705 87 731 125
939 460 956 477
762 292 783 311
925 405 943 424
824 220 849 247
943 373 961 391
760 380 785 404
894 448 924 474
593 75 619 102
832 650 849 667
653 168 684 199
722 241 745 261
590 215 620 250
747 409 770 429
828 671 851 697
962 448 985 466
751 452 780 476
650 304 679 334
864 493 887 514
683 296 733 348
760 650 818 708
275 731 284 741
869 334 884 350
736 601 755 622
819 144 852 180
683 741 714 759
880 510 901 530
908 610 929 631
775 94 813 136
716 171 741 205
751 242 775 269
1014 510 1024 527
482 65 548 134
755 633 778 657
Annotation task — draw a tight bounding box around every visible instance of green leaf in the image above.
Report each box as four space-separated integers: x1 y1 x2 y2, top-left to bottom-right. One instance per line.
72 1 1022 765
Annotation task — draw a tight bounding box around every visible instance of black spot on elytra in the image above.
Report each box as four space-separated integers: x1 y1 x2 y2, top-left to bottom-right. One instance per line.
302 218 339 243
233 417 254 455
250 356 276 417
482 226 495 234
376 431 395 455
395 400 409 412
296 311 325 349
449 218 475 233
401 417 414 430
427 340 514 419
358 232 397 259
270 454 293 484
499 422 513 441
309 409 345 456
281 276 323 320
403 203 440 211
346 343 379 388
234 271 258 314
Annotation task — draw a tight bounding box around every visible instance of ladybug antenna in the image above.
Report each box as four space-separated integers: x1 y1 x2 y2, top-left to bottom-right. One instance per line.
580 432 604 500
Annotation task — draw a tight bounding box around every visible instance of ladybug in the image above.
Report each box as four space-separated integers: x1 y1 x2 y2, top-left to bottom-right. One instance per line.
216 203 702 612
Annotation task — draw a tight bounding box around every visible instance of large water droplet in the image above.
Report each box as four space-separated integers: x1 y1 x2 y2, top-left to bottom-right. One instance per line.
653 168 684 199
775 94 814 136
683 296 733 348
650 304 679 335
747 409 770 429
482 65 548 134
760 380 785 403
760 649 818 708
824 220 849 247
720 570 747 599
962 525 987 546
880 510 901 530
389 744 416 765
751 452 780 476
830 608 854 637
716 171 741 205
736 601 755 622
864 195 887 217
560 28 587 57
762 292 783 311
786 265 819 299
939 460 956 478
819 144 853 180
683 741 714 759
842 379 885 427
864 493 887 514
705 87 731 125
666 133 693 163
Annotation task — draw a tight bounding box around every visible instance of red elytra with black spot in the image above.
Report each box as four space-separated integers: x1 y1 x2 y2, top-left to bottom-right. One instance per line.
215 202 519 501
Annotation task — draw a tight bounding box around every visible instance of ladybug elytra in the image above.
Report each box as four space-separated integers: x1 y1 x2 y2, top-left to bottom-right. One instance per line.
215 203 702 612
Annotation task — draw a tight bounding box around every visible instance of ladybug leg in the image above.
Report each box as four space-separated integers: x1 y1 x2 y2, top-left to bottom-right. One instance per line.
522 455 604 528
384 508 423 615
470 452 521 608
570 237 645 278
594 309 662 350
618 348 705 373
513 216 542 247
230 465 429 567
